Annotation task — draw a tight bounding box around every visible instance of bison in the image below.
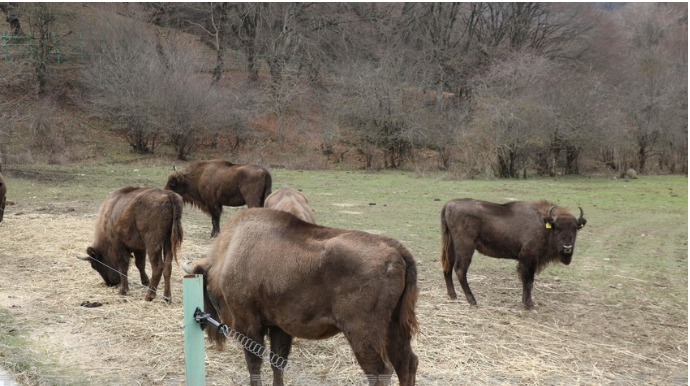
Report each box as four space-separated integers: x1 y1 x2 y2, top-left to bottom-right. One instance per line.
76 187 183 302
183 208 419 386
264 186 316 223
441 198 586 309
164 159 272 237
0 163 5 223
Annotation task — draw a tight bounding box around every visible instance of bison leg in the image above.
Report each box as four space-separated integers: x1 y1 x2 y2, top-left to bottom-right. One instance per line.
442 251 457 300
268 327 292 386
161 247 173 302
145 247 164 302
343 328 393 385
133 250 150 286
454 244 478 306
386 321 418 386
517 260 537 310
117 253 131 296
242 326 267 386
210 208 222 238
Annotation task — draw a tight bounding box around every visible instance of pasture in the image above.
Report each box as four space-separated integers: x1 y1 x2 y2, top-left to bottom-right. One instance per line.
0 162 686 385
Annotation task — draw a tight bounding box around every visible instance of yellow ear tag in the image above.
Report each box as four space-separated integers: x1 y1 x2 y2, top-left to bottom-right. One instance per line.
545 222 552 229
578 224 584 229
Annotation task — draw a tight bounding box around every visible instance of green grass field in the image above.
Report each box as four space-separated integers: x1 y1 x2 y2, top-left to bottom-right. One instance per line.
0 162 687 385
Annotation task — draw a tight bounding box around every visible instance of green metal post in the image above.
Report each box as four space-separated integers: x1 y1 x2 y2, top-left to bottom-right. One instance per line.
183 274 206 385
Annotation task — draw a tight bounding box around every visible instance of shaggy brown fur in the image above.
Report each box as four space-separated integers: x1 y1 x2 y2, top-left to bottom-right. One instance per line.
441 199 586 310
0 163 6 223
164 159 272 237
186 208 418 386
77 187 183 302
264 186 316 223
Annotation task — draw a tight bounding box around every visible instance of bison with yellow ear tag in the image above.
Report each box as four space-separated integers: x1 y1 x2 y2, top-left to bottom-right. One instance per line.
441 199 586 310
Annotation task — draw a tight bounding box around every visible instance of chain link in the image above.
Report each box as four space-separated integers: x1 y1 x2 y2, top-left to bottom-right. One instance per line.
219 323 289 371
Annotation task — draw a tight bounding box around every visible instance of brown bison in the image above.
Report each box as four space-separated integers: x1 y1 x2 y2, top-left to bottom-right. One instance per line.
164 159 272 237
441 199 586 309
183 208 418 386
0 163 5 223
76 187 183 302
264 186 316 223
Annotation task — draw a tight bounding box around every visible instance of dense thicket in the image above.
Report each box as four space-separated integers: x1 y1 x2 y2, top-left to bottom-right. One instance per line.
0 3 686 176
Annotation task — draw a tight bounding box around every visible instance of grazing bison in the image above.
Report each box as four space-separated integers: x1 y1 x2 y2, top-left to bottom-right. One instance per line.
441 199 586 309
264 186 316 223
183 208 418 386
76 187 183 302
164 159 271 237
0 163 5 223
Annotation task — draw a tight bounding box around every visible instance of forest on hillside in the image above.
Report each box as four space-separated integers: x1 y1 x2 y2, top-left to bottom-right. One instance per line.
0 3 686 177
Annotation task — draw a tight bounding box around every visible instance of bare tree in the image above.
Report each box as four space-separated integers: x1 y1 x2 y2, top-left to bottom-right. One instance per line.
0 2 22 35
327 57 420 169
616 3 687 173
175 2 231 84
19 3 74 95
469 53 554 178
155 35 245 160
81 9 162 153
82 8 244 159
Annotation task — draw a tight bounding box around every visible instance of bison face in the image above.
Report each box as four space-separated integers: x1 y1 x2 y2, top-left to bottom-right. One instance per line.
545 207 586 265
164 172 187 195
84 247 121 286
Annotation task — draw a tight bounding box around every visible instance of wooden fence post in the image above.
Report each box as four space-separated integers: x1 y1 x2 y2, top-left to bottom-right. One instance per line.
183 274 206 385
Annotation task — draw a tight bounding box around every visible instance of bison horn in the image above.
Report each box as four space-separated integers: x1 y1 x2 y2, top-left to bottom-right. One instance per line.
75 253 91 261
548 205 556 221
578 206 584 220
182 261 194 274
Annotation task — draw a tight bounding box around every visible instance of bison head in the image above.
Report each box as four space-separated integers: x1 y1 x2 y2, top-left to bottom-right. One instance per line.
76 247 122 286
544 206 586 264
164 171 187 195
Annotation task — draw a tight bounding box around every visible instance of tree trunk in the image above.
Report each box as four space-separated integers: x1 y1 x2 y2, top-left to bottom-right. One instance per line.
211 45 224 84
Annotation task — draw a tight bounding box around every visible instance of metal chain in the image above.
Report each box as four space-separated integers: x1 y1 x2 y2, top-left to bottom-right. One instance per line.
220 326 288 371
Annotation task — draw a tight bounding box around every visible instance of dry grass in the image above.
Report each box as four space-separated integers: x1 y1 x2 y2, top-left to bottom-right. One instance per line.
0 211 686 385
0 171 686 386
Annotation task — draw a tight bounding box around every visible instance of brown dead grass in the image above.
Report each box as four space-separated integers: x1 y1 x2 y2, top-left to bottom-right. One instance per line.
0 205 686 385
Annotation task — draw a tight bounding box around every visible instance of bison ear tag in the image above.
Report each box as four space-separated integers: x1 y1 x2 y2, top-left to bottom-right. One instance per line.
545 222 552 229
577 223 584 229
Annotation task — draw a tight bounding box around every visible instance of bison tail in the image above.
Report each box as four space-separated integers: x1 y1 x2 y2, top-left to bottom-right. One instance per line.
440 204 453 273
169 193 184 265
191 264 227 349
396 246 419 339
